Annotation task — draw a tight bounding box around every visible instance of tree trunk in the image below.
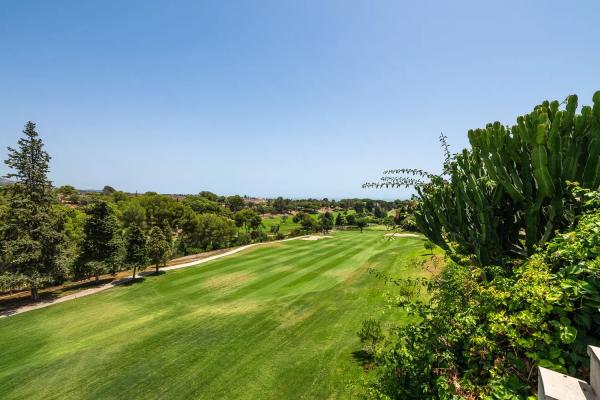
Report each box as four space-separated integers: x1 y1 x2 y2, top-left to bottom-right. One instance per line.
132 266 137 279
95 273 100 281
155 264 159 273
30 286 39 301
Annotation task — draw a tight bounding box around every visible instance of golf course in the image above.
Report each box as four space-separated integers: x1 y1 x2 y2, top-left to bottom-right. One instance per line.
0 230 428 399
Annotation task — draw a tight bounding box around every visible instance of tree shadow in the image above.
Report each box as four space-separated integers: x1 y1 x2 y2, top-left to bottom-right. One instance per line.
119 277 146 286
146 270 166 277
0 277 116 313
351 350 374 369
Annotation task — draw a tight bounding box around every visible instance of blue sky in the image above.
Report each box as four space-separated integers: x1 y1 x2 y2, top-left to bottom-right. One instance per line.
1 1 599 199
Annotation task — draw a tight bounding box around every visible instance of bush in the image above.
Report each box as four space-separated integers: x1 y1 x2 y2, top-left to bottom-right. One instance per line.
275 232 286 240
357 319 384 356
236 232 251 246
362 189 600 399
398 214 418 231
250 230 268 242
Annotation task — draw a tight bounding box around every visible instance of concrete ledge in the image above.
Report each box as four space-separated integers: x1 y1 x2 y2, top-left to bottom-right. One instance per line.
588 346 600 397
538 367 597 400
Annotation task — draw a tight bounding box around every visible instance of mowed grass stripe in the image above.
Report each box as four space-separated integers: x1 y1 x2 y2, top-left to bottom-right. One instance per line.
0 231 428 399
163 237 355 301
160 244 332 302
159 242 310 291
221 239 363 301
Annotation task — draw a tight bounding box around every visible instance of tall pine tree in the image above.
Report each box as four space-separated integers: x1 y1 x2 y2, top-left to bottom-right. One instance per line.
78 200 122 280
147 226 170 273
1 122 66 300
124 224 147 279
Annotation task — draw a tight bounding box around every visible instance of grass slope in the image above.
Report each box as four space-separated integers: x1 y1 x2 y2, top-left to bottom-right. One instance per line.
0 231 428 399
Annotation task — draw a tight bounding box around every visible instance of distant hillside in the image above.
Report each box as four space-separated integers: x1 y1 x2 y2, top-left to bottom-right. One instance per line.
0 178 14 186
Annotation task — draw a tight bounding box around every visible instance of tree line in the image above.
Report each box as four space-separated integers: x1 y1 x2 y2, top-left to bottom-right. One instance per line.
0 122 413 300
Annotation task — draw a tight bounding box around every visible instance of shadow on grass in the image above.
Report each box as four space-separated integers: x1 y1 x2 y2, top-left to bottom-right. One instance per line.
351 349 374 370
0 277 117 313
120 277 146 286
145 270 166 278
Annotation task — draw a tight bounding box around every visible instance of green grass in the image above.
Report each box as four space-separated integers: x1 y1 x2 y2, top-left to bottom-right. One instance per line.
260 215 301 234
259 211 354 235
0 231 429 399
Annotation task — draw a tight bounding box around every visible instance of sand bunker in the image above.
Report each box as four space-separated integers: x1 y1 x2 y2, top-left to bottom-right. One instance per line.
384 233 422 238
301 235 333 241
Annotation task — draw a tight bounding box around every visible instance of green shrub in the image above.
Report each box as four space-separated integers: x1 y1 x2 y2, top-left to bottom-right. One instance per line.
357 319 384 356
362 189 600 399
275 232 286 240
236 232 251 245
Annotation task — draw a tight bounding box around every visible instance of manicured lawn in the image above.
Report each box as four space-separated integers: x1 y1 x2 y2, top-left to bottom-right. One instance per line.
0 231 428 399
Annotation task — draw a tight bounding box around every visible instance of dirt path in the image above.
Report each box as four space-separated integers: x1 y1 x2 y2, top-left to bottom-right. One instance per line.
0 235 309 318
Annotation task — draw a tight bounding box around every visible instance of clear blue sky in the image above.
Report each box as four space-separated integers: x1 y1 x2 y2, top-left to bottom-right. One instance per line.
1 1 600 199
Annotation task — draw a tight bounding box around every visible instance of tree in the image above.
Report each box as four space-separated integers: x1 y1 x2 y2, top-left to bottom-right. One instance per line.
0 122 67 300
346 213 357 226
280 215 289 224
102 185 116 195
55 185 80 203
199 191 219 202
318 212 334 233
335 213 346 226
124 224 147 279
355 218 367 233
62 206 87 251
298 213 316 231
161 220 174 248
383 215 395 230
179 214 237 253
354 202 366 213
183 195 227 215
373 206 386 219
78 200 122 279
83 261 108 281
226 195 245 212
234 209 263 233
147 226 170 273
272 196 287 213
120 201 146 228
423 240 435 255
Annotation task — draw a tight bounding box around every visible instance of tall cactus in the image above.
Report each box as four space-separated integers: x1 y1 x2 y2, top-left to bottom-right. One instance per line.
366 91 600 265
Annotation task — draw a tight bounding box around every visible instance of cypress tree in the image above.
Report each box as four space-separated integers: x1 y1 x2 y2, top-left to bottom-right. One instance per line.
1 122 66 300
79 200 121 280
147 226 170 273
124 224 147 279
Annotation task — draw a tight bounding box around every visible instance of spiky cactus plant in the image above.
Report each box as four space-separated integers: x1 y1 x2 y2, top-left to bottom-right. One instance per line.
366 91 600 265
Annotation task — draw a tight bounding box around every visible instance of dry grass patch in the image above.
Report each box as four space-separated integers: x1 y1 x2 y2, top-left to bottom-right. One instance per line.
190 299 262 317
324 267 358 282
278 307 314 329
203 272 256 291
420 255 445 276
